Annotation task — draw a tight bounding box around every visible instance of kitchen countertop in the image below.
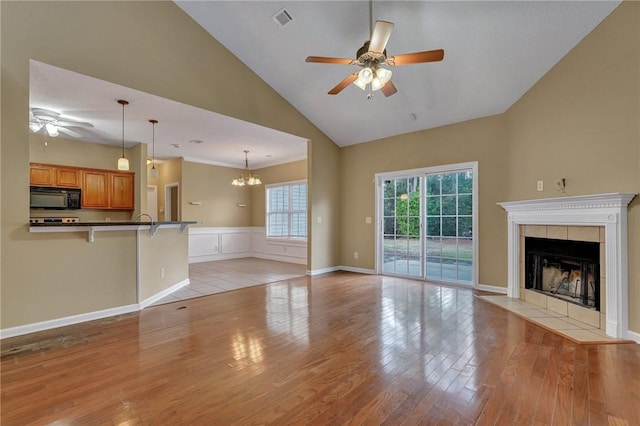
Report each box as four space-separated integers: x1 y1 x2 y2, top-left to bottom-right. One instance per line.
29 220 198 242
29 221 197 227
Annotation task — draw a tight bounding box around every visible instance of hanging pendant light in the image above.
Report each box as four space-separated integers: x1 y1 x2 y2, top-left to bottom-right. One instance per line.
231 150 262 186
117 99 130 171
148 119 158 179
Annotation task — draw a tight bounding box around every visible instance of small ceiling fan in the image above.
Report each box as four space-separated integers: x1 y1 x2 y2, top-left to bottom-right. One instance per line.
29 108 94 138
305 3 444 98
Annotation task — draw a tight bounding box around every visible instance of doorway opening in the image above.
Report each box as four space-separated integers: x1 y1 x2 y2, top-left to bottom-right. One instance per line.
165 183 179 222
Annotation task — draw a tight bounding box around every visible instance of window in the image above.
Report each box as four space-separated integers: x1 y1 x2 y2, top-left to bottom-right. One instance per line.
266 180 307 239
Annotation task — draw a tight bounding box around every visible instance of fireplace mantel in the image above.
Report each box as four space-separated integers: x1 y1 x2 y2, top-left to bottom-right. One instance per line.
498 193 636 339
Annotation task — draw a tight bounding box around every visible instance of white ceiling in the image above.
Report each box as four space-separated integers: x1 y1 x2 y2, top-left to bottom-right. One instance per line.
176 0 620 147
29 1 620 168
29 61 307 169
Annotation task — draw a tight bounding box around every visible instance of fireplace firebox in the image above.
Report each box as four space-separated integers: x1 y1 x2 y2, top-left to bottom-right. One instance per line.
525 237 600 310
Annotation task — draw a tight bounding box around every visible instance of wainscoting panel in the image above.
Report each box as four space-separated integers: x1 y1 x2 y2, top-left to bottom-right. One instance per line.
188 227 307 265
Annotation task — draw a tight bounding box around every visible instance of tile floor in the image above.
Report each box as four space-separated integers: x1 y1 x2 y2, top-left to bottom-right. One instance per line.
152 258 307 306
478 295 628 344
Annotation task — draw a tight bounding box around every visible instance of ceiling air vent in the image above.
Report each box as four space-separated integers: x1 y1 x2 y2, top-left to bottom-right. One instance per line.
273 9 293 27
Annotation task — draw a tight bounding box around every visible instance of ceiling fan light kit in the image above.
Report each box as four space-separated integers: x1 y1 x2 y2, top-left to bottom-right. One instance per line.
305 8 444 99
231 150 262 187
29 107 93 138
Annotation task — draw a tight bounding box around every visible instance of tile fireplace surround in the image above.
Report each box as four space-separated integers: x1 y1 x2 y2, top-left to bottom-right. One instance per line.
499 193 636 339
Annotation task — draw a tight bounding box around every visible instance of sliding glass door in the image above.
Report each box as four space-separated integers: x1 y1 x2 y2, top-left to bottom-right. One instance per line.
377 163 477 286
381 177 422 277
424 170 473 282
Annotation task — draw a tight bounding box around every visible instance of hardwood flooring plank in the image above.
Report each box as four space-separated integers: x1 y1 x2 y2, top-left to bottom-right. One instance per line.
2 272 639 425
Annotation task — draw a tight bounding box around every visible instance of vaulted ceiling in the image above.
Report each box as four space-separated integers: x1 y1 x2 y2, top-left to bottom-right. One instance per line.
28 1 621 167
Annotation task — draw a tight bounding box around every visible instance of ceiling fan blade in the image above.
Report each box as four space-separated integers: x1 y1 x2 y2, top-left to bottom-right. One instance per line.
388 49 444 66
328 72 359 95
306 56 354 65
57 120 94 128
57 127 83 138
369 20 394 54
381 81 398 97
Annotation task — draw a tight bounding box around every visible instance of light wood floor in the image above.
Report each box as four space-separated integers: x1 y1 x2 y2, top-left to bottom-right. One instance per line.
2 273 639 425
153 258 307 305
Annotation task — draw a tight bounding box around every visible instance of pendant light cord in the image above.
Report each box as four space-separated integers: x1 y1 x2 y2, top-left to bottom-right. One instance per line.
152 121 155 167
121 102 125 157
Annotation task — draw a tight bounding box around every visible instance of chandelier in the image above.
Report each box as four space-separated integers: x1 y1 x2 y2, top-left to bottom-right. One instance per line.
231 150 262 186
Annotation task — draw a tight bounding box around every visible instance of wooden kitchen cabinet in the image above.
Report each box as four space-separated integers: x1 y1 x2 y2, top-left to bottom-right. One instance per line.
30 163 79 188
31 162 134 210
56 167 80 187
82 170 109 208
82 170 134 209
109 173 134 209
29 164 56 186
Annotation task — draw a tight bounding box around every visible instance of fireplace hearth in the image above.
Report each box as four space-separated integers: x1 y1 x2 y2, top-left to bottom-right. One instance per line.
525 237 599 310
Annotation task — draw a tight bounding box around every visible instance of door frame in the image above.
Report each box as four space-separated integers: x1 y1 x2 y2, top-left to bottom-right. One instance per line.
165 182 180 222
374 161 479 287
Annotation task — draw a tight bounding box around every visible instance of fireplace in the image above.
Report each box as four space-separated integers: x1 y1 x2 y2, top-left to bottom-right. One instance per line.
525 237 599 310
498 193 635 339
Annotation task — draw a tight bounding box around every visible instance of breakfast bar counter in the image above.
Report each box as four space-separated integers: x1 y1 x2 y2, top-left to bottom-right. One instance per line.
29 221 198 242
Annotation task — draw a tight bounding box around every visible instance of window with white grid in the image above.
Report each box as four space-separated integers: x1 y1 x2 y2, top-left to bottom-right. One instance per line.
266 180 307 239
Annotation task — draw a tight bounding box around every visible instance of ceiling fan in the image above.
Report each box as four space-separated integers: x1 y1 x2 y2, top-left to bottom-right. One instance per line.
29 108 94 138
305 5 444 99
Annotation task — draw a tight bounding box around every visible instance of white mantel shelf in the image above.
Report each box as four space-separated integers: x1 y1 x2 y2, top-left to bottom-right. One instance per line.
498 193 636 339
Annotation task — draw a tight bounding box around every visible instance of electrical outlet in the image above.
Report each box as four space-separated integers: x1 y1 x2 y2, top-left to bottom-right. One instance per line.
317 216 322 224
160 268 165 278
365 217 372 224
354 252 359 259
537 180 544 191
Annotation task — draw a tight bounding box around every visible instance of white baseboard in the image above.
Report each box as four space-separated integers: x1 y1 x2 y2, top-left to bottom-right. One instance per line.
139 279 190 309
253 253 307 265
0 304 140 340
627 329 640 344
189 253 250 264
1 277 191 339
339 266 376 274
477 283 508 294
307 266 340 275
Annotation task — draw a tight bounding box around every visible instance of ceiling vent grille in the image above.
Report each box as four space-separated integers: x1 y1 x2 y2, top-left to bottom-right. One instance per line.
273 9 293 27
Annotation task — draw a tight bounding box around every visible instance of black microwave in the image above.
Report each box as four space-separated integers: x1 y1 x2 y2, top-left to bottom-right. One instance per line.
30 186 81 210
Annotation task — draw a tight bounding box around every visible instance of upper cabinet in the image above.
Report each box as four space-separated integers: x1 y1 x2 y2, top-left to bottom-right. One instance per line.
56 167 80 188
29 164 56 186
30 163 134 210
81 170 109 208
109 173 134 210
30 163 80 188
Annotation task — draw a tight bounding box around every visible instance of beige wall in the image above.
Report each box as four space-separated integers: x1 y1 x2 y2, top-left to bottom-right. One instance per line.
181 161 251 227
138 228 189 301
250 159 308 226
504 1 640 332
1 1 339 329
340 115 509 286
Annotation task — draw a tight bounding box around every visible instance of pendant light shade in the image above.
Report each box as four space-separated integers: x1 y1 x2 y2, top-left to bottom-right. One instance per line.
231 150 262 186
149 119 158 179
117 99 130 171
